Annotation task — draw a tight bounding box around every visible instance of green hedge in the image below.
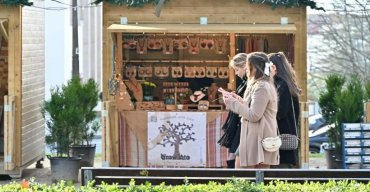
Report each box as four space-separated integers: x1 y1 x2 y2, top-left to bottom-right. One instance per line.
0 0 32 6
2 178 370 191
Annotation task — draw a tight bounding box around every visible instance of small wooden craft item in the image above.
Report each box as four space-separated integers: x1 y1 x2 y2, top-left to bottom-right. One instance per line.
147 38 163 50
136 37 148 54
184 66 196 78
115 78 134 111
137 66 146 78
154 66 170 78
123 39 137 50
195 67 206 78
190 90 205 103
214 38 227 54
198 100 210 111
171 66 183 78
200 39 214 50
206 67 218 78
208 83 219 104
125 66 137 79
188 37 200 54
173 38 188 50
136 101 165 110
217 67 229 79
138 66 153 78
162 37 174 54
124 77 143 102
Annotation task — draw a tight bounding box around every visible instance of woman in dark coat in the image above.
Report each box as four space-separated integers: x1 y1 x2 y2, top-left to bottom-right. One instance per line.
218 53 248 168
269 52 301 167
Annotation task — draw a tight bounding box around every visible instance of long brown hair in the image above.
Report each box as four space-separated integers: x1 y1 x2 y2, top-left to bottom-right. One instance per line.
268 52 301 97
247 52 270 81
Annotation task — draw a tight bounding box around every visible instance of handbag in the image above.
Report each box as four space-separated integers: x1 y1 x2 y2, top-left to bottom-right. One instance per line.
280 134 298 150
279 96 299 150
262 136 282 152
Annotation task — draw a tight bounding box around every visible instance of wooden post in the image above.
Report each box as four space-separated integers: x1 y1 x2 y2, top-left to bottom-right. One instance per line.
364 102 370 123
299 102 309 168
109 102 119 167
101 101 110 167
4 96 16 170
116 32 123 76
228 33 236 90
102 101 119 167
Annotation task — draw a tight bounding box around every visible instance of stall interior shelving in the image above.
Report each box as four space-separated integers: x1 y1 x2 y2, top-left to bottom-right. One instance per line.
117 33 293 109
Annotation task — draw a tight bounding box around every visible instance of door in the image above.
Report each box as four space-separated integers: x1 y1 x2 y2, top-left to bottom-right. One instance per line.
0 18 14 171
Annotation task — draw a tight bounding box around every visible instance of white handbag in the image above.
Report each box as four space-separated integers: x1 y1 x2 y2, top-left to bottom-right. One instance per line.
261 136 281 152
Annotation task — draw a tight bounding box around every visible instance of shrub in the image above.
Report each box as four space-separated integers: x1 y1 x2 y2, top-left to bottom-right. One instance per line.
1 179 370 192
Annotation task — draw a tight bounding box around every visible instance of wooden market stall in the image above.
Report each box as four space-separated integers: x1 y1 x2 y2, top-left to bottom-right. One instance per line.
0 4 45 176
102 0 309 168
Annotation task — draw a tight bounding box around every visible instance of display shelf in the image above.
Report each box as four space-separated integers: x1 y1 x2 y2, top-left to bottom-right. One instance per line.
342 123 370 169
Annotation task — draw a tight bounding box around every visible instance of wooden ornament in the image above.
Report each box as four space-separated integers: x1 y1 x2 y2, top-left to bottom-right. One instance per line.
125 77 143 102
115 80 134 111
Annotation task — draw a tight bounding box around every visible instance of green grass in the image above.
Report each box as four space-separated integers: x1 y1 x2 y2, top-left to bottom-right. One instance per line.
310 153 325 158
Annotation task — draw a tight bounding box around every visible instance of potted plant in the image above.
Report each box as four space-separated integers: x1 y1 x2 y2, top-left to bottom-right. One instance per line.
142 81 156 101
67 77 100 167
42 78 83 183
319 74 364 168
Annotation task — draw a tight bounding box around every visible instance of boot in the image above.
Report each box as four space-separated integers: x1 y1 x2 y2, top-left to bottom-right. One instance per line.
227 159 235 168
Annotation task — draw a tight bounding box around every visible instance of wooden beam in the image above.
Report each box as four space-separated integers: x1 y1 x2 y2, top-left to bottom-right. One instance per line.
109 102 119 167
228 33 235 90
116 32 122 74
102 101 120 167
4 96 16 170
107 24 297 34
364 102 370 123
299 102 309 168
6 6 22 168
82 167 370 186
102 101 110 166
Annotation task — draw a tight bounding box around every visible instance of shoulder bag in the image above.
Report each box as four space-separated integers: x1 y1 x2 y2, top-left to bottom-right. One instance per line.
262 135 282 152
280 96 299 150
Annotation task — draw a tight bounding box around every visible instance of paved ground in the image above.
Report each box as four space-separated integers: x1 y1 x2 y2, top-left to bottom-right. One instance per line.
0 155 326 186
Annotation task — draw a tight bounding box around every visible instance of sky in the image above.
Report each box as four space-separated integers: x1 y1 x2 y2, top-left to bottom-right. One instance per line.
308 0 370 14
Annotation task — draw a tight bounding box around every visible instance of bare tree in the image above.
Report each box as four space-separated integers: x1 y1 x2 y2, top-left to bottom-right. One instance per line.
308 0 370 100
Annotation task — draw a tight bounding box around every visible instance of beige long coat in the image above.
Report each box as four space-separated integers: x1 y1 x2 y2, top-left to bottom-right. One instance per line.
226 80 279 167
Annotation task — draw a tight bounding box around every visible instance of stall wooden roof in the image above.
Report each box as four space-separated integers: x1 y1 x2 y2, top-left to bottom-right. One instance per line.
107 23 297 34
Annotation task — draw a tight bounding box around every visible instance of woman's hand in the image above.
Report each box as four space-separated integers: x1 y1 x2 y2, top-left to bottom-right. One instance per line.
219 87 243 104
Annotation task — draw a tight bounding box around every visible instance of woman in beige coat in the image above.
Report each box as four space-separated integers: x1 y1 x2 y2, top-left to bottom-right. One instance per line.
220 52 279 168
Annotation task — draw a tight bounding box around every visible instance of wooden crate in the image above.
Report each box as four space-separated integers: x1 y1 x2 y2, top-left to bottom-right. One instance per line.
136 101 166 111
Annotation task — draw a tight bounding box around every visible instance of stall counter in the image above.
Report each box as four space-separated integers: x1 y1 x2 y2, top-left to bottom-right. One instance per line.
119 110 229 167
